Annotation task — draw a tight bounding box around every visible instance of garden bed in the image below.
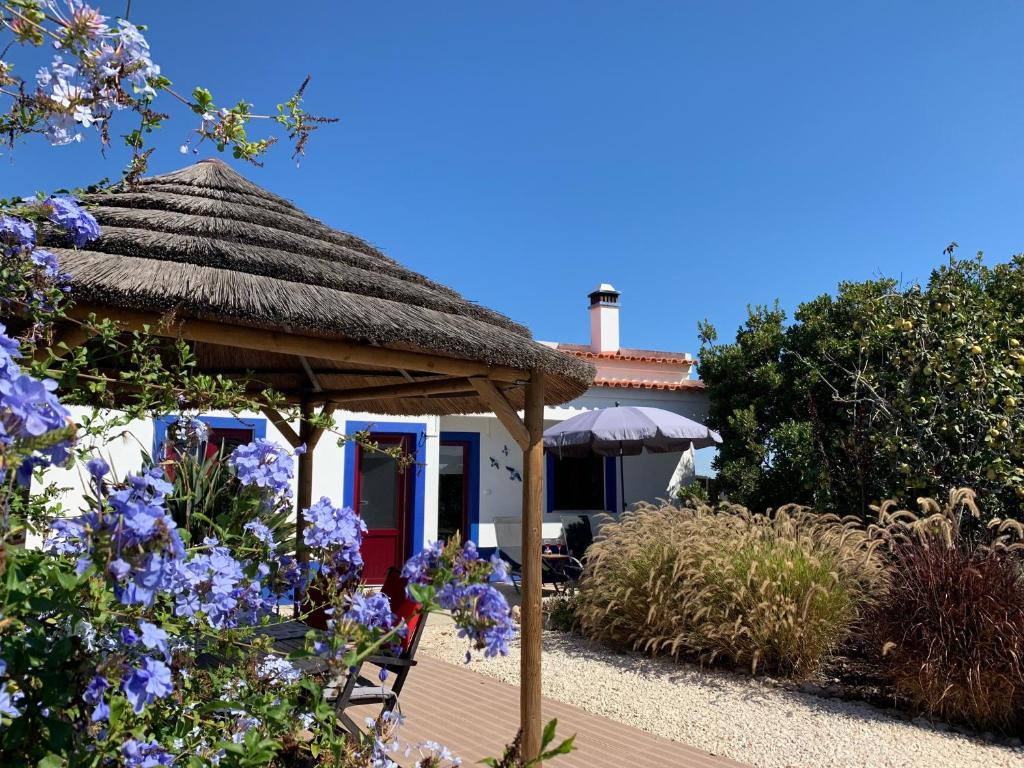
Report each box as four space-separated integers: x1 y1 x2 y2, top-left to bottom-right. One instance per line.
417 618 1024 768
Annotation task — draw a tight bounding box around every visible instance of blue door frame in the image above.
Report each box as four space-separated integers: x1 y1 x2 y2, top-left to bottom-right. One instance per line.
342 421 428 555
439 431 481 546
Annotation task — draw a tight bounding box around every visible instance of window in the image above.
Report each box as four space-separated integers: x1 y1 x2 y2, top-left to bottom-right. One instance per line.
549 454 606 511
152 416 266 466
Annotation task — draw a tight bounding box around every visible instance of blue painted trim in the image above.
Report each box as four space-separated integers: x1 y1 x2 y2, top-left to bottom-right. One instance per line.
440 431 481 545
604 456 618 513
152 414 267 458
343 420 428 556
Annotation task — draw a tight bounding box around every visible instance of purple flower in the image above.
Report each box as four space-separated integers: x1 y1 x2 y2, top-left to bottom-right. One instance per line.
40 196 100 248
43 517 86 556
243 519 275 548
85 456 109 479
401 540 444 586
122 738 173 768
489 552 510 582
0 682 21 718
108 558 130 580
303 497 365 550
0 215 35 251
83 674 109 722
0 323 21 376
0 373 69 437
119 627 139 646
344 591 396 633
138 621 168 657
29 248 61 279
437 582 516 658
229 438 295 499
122 656 173 713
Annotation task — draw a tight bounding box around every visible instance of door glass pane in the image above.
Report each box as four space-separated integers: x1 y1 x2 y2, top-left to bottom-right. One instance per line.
359 450 399 530
438 443 466 543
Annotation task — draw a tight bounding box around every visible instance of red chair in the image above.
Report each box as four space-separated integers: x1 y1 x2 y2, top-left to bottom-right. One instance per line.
334 568 427 735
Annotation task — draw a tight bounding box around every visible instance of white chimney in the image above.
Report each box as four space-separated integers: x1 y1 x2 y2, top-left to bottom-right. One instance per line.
588 283 620 353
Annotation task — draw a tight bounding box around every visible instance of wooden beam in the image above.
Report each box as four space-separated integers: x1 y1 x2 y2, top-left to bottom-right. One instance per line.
260 407 301 448
295 399 316 567
34 322 92 362
323 376 475 404
470 378 530 451
69 304 527 383
520 372 545 763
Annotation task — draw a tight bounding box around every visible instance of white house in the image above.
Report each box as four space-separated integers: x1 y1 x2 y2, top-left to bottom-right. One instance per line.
46 284 710 581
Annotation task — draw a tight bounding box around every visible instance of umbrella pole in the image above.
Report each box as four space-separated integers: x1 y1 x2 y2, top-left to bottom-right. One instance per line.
619 452 626 513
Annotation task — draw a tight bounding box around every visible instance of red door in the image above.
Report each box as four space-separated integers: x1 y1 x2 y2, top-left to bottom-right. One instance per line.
354 434 412 584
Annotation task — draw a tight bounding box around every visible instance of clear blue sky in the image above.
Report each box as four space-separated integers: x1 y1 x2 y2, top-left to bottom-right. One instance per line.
6 1 1024 358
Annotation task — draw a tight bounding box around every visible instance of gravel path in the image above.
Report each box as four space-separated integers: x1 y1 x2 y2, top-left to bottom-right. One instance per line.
418 618 1024 768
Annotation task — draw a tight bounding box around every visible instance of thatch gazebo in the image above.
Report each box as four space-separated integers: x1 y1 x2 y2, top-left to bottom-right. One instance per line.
41 159 595 758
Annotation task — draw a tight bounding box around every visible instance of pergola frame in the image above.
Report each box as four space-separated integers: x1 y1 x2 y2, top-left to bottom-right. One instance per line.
65 303 549 760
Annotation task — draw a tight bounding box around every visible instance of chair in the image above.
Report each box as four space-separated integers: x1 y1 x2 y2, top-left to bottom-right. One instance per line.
559 514 594 561
493 515 583 594
333 568 427 736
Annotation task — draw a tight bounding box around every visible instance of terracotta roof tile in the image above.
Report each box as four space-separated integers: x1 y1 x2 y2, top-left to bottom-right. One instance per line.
593 377 705 391
556 343 695 364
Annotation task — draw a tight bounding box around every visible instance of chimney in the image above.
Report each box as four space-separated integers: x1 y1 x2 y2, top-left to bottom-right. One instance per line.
588 283 620 353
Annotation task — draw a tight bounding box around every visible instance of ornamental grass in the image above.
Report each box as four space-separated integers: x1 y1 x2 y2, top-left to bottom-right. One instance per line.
576 501 885 677
866 489 1024 732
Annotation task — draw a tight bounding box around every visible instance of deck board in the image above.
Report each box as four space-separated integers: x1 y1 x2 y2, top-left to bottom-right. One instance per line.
355 655 748 768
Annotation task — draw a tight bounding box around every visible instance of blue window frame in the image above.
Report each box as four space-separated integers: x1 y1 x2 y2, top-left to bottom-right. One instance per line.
439 431 481 545
342 420 428 554
546 453 617 513
152 414 267 459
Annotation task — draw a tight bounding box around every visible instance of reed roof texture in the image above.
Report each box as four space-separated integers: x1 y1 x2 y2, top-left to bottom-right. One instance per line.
42 159 594 415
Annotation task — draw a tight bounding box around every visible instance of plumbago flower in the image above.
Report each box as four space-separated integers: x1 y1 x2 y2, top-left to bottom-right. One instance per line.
30 12 163 147
403 537 516 661
229 437 295 499
0 322 74 487
1 194 98 320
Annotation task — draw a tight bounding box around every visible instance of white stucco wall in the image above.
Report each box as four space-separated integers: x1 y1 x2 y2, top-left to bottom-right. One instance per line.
439 413 565 548
38 384 711 554
40 407 440 554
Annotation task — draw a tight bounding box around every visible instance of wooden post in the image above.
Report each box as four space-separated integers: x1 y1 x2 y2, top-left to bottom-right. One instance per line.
520 371 545 762
296 398 315 566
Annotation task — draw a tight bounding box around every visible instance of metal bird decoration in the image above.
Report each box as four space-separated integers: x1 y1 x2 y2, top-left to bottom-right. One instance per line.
505 465 522 482
489 457 500 469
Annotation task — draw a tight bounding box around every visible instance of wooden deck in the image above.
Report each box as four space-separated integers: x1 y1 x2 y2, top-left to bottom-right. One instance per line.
356 655 748 768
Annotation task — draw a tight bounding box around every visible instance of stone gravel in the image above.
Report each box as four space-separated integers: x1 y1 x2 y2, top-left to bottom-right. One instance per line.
418 618 1024 768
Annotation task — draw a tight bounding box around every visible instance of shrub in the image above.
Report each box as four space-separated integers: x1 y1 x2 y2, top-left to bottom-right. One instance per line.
699 254 1024 523
544 595 579 633
867 489 1024 731
576 501 884 677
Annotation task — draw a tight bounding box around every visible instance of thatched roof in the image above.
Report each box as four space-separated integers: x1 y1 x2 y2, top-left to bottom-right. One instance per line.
41 159 594 415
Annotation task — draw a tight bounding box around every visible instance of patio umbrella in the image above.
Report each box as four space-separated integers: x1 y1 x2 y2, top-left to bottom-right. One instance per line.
543 405 722 512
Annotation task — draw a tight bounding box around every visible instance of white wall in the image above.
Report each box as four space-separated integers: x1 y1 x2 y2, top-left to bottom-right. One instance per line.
39 385 709 553
41 407 439 554
439 414 563 548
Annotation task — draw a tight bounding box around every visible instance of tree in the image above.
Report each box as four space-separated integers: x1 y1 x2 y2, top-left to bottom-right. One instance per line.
699 250 1024 523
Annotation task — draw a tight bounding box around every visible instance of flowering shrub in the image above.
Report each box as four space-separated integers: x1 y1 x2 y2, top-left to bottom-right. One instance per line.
1 0 335 177
0 316 534 765
0 5 571 763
